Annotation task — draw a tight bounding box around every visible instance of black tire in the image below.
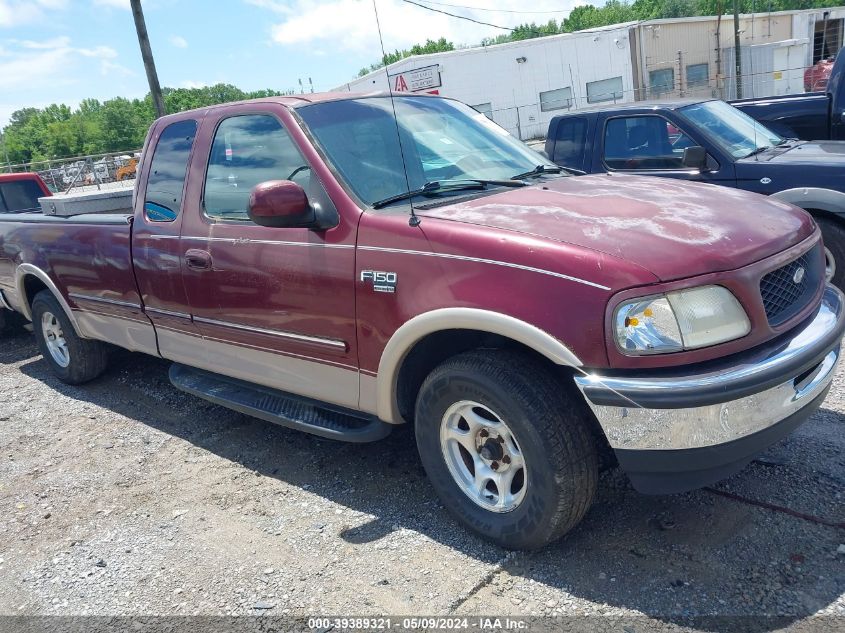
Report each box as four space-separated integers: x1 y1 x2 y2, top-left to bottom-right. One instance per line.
815 216 845 290
31 290 108 384
415 349 598 550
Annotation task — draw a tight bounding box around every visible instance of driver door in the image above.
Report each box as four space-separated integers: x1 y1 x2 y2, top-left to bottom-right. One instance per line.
178 104 360 410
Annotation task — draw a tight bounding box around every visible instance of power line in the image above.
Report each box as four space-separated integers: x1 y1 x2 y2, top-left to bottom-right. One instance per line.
413 0 575 14
399 0 514 31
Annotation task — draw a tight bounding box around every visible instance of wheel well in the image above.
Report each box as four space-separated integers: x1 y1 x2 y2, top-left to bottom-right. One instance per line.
394 328 616 468
22 275 48 310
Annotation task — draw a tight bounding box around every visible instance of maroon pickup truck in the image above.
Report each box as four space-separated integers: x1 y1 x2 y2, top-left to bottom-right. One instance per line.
0 94 843 549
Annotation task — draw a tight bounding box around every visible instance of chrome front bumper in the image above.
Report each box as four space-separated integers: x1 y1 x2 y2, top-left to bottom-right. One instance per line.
575 285 845 493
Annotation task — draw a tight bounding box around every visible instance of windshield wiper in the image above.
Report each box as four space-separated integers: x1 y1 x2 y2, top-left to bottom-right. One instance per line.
371 179 526 209
744 145 774 158
511 164 578 180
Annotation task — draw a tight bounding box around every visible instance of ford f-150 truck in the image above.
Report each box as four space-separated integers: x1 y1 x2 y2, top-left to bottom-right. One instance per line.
545 99 845 288
1 94 843 549
732 48 844 141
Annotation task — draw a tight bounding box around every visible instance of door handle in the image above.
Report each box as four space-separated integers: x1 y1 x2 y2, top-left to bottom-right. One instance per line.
185 249 212 271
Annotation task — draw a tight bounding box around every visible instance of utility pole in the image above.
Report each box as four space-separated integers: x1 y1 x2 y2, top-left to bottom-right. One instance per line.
733 0 743 99
130 0 166 118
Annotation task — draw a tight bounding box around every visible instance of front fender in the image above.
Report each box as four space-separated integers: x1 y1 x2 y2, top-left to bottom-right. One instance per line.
771 188 845 216
372 307 582 424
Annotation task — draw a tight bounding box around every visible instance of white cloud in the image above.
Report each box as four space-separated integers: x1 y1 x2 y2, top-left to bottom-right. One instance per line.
251 0 583 53
0 37 125 93
0 0 68 27
169 35 188 48
180 80 207 89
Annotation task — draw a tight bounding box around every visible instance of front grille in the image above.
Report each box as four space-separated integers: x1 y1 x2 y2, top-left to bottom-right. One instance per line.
760 245 822 327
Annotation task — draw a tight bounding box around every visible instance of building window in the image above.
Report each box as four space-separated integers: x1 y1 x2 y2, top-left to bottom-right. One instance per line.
686 63 709 89
649 68 675 96
471 103 493 119
539 87 572 112
586 76 623 104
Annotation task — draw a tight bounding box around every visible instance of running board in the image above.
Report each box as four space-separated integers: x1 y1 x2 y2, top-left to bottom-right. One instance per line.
168 364 392 443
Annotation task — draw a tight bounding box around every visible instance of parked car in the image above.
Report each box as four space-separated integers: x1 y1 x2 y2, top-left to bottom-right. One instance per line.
545 98 845 287
805 57 836 92
1 94 843 549
732 48 844 141
0 172 50 213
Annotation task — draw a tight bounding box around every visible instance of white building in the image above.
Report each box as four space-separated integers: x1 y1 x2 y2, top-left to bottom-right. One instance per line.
335 7 845 140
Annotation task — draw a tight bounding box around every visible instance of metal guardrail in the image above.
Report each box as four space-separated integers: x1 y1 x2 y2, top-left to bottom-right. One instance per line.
1 150 142 193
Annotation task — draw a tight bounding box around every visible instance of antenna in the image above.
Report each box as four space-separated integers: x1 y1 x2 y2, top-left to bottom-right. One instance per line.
371 0 421 227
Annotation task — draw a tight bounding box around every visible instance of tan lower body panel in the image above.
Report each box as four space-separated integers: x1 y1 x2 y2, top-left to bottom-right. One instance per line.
74 311 159 356
156 328 361 411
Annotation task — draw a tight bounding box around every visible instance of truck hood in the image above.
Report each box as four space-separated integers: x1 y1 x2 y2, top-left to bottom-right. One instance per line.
416 173 814 282
741 140 845 166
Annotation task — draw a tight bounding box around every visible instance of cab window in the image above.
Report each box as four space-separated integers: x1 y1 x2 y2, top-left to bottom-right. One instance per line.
603 115 694 170
145 119 197 222
552 117 587 170
203 114 310 221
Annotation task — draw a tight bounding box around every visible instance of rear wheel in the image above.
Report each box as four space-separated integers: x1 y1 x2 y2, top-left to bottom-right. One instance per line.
815 216 845 289
31 291 108 384
415 349 598 550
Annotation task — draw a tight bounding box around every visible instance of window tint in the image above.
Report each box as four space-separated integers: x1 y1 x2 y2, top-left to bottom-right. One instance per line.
204 114 308 221
145 119 197 222
649 68 675 96
0 179 45 213
552 117 587 169
603 115 686 170
539 87 572 112
586 77 623 104
686 63 710 89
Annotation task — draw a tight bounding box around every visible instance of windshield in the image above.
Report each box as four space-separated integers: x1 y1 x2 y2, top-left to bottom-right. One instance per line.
297 96 558 206
677 100 784 159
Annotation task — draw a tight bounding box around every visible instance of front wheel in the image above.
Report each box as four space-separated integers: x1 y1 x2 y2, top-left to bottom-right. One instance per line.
815 216 845 289
31 291 108 384
415 350 598 550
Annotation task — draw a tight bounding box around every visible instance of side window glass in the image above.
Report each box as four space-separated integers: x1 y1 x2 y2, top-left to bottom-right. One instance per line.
204 114 309 221
603 116 685 170
552 118 587 169
145 119 197 222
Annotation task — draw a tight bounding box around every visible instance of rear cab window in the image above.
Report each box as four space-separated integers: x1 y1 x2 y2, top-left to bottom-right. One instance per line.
552 117 587 170
0 178 45 213
144 119 198 222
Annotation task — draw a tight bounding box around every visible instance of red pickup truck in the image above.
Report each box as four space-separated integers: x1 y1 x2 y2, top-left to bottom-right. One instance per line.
0 94 842 549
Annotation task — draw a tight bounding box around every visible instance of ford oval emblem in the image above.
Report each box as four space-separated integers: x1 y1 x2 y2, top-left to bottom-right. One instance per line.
760 177 772 184
793 267 805 284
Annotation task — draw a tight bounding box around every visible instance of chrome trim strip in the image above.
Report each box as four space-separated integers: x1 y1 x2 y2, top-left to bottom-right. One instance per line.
0 289 12 311
149 235 354 250
192 316 348 350
145 306 192 320
72 307 149 325
357 245 611 290
200 334 357 370
69 293 141 310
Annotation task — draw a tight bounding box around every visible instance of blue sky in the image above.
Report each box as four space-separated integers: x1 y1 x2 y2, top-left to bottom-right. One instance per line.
0 0 581 128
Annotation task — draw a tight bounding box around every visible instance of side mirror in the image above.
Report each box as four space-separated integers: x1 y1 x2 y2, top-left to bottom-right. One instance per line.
248 180 316 229
682 146 708 171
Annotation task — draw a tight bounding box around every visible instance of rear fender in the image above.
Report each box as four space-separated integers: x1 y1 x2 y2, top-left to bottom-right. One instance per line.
14 264 82 334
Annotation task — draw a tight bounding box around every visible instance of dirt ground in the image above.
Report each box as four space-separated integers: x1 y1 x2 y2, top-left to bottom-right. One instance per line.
0 329 842 631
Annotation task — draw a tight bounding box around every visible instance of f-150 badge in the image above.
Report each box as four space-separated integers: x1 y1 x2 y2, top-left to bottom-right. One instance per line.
361 270 397 293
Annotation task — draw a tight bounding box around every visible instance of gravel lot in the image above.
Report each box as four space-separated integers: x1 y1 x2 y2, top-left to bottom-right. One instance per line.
0 329 842 631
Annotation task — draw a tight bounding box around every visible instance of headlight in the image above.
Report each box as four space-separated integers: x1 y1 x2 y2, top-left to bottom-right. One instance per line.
614 285 750 355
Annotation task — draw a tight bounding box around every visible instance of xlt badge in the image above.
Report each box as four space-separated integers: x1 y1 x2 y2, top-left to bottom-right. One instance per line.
361 270 397 293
